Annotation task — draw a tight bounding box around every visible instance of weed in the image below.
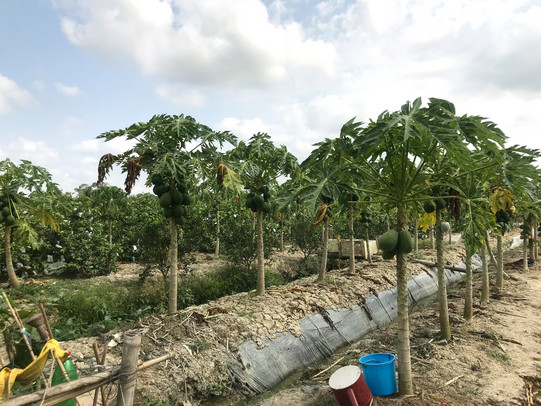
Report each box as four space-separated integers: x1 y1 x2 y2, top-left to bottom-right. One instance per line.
140 395 171 406
191 339 212 353
487 349 510 363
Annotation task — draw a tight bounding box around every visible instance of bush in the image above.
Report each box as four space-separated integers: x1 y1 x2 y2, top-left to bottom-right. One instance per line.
178 264 289 308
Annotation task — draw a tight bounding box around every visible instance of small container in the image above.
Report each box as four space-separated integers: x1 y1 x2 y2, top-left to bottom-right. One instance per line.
329 365 373 406
51 358 78 406
359 353 397 396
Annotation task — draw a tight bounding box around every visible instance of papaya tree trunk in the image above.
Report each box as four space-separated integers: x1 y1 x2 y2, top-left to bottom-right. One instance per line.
108 219 113 249
532 219 539 259
318 220 329 282
280 215 284 251
365 228 372 264
495 233 504 292
215 204 220 258
464 253 473 320
256 208 265 295
168 218 178 315
448 223 452 245
4 227 20 288
436 209 451 340
528 236 534 264
430 227 435 250
414 218 418 255
523 234 529 273
396 202 413 395
481 239 490 304
349 206 355 273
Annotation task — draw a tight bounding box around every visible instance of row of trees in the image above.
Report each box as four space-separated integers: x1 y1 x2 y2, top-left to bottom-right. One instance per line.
2 98 540 396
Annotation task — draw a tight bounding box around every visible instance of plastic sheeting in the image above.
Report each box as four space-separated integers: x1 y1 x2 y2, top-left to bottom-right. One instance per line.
227 255 481 396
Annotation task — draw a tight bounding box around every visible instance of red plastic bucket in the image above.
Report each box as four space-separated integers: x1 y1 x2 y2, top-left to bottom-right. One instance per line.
328 365 373 406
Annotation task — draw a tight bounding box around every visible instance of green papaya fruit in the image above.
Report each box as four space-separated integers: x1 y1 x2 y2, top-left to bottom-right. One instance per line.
245 197 254 209
381 249 396 260
151 174 164 186
176 216 185 225
173 205 185 218
172 190 183 205
263 192 271 201
5 215 16 226
177 182 188 193
182 194 191 206
163 207 174 218
423 201 435 214
0 213 4 223
2 207 10 217
397 230 413 254
379 229 399 252
261 202 271 213
435 199 446 210
153 184 169 196
159 192 173 208
253 195 264 207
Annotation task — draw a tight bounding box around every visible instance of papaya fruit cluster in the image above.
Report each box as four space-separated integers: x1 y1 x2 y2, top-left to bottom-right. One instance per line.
423 186 448 214
519 222 532 240
152 174 191 225
379 229 413 260
245 186 271 214
0 194 19 226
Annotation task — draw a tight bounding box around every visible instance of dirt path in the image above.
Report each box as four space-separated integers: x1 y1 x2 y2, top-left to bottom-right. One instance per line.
250 252 541 406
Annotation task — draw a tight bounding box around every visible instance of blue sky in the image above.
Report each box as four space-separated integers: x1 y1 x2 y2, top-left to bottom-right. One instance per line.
1 0 540 193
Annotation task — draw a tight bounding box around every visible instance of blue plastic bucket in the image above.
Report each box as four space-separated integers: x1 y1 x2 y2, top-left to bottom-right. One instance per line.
358 353 397 396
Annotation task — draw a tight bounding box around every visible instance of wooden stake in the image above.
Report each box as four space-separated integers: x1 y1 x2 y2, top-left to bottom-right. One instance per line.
1 291 50 392
37 302 82 406
311 356 345 379
92 341 108 406
116 331 142 406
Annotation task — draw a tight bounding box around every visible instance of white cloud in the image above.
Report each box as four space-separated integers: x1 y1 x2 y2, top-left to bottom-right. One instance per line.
73 136 137 155
155 84 205 107
0 74 34 114
217 117 270 142
60 116 83 137
54 0 336 88
55 82 82 96
0 137 58 165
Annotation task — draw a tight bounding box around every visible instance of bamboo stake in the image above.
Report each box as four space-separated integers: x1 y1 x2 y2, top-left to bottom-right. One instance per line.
1 291 50 392
92 342 108 406
37 302 82 406
116 331 142 406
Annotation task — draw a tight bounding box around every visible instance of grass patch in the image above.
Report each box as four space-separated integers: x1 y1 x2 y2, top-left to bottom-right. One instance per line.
4 263 293 341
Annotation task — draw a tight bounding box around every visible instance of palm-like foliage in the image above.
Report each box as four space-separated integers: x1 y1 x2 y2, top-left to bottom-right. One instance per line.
97 114 236 314
227 133 297 295
0 159 61 287
344 97 506 395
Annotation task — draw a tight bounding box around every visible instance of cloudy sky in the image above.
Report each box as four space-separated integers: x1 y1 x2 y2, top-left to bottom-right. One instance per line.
1 0 540 193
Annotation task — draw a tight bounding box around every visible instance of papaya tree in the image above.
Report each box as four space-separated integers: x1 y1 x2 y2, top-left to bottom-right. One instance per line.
487 145 540 292
97 114 236 314
227 133 297 295
345 97 504 395
446 171 497 320
0 159 60 287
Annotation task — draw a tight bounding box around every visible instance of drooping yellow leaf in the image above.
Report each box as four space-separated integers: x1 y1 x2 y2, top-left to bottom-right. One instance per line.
489 186 515 214
419 212 436 233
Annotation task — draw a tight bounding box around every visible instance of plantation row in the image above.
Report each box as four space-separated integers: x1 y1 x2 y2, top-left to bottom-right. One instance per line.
2 97 541 396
